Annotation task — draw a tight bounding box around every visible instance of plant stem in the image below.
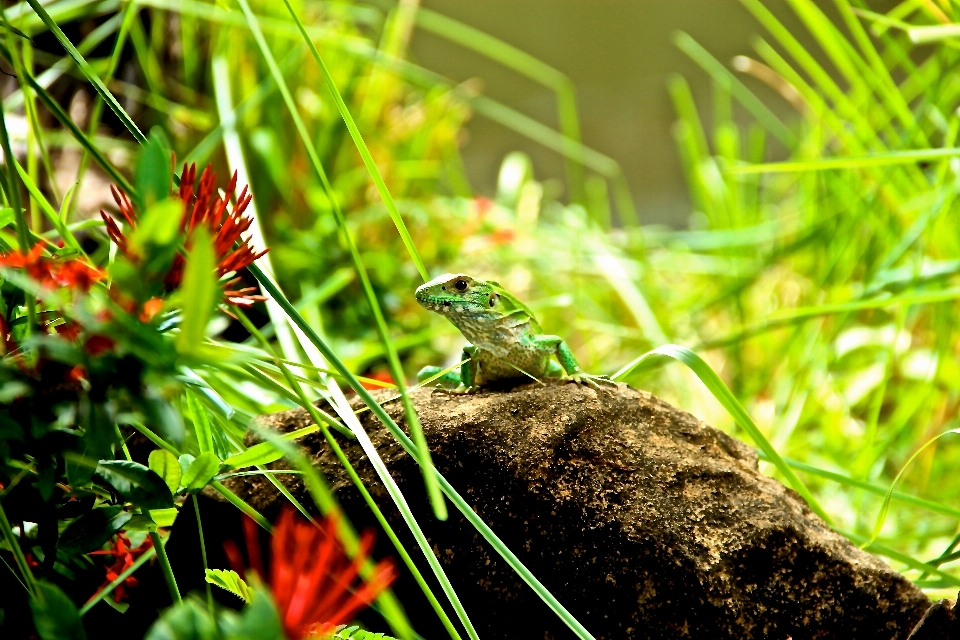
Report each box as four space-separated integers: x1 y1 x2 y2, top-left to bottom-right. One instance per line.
149 530 181 605
210 481 272 532
0 500 37 597
193 495 214 617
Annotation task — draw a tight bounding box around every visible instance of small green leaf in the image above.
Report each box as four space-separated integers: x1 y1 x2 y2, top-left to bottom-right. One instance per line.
178 454 195 474
149 508 179 528
185 392 215 455
131 198 183 254
205 569 253 603
30 581 86 640
124 515 159 532
227 584 284 638
181 451 220 492
136 129 172 210
149 449 182 494
57 507 131 556
222 425 319 470
142 387 186 448
145 600 219 640
176 226 217 356
96 460 174 510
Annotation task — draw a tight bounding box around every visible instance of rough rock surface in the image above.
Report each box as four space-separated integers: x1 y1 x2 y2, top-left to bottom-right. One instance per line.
908 597 960 640
220 381 930 639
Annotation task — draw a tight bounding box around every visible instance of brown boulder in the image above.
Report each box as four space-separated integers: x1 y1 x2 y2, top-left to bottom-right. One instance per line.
220 381 930 639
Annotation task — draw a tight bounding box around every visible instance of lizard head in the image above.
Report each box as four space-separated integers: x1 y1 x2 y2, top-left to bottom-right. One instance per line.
415 273 500 317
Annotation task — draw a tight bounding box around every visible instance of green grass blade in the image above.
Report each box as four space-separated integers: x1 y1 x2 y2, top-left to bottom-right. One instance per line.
276 0 427 282
236 309 457 640
248 263 598 640
864 428 960 548
762 453 960 519
0 20 36 332
12 158 82 253
730 147 960 173
25 0 145 144
840 528 960 587
673 31 796 147
0 43 134 194
612 344 830 523
79 545 157 615
413 7 586 202
235 0 447 524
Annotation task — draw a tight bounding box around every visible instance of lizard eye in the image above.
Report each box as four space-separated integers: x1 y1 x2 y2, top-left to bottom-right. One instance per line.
454 279 468 291
489 294 498 307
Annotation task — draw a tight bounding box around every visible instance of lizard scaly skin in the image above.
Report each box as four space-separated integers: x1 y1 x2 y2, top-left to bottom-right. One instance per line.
415 273 612 391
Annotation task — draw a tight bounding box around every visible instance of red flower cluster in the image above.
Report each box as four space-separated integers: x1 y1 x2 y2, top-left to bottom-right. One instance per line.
0 244 102 292
226 509 396 639
101 163 267 306
88 532 154 604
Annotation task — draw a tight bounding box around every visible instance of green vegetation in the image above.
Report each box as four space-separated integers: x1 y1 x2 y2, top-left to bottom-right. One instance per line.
1 0 960 637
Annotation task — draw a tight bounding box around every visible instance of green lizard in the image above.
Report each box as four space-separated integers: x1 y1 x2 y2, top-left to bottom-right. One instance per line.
415 273 613 391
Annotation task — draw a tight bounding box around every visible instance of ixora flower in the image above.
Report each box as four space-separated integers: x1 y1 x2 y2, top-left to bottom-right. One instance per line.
101 162 267 306
0 244 102 292
225 509 396 639
0 245 108 360
87 532 154 604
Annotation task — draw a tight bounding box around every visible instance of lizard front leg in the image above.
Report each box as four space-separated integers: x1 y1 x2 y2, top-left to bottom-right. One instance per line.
533 335 615 390
418 344 481 393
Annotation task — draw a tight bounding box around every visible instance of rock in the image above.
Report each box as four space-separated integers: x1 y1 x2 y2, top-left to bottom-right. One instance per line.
219 381 930 639
908 597 960 640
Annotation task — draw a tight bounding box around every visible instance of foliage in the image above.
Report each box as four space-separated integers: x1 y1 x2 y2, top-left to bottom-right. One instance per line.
3 0 960 637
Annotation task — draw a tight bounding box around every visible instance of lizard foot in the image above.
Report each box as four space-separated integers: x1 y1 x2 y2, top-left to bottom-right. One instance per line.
564 372 617 391
430 384 480 396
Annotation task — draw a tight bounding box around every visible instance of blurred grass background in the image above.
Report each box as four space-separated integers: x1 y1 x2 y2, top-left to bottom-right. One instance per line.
4 0 960 604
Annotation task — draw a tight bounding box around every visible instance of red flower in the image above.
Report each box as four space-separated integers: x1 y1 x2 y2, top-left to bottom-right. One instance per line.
360 370 395 390
88 532 154 603
0 244 102 291
225 509 396 639
101 163 267 306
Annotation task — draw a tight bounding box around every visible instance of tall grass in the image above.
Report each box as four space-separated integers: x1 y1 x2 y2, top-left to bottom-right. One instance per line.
3 0 960 637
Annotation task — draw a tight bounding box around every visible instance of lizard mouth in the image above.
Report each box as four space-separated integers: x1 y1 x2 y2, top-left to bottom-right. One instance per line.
416 296 451 312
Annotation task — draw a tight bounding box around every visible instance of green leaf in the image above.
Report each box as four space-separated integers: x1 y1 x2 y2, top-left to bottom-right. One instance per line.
149 449 182 494
181 452 220 492
145 600 219 640
136 129 172 210
204 569 253 603
149 509 179 528
224 584 284 640
0 206 14 228
95 460 174 510
222 425 319 470
12 158 83 253
57 507 131 556
142 389 186 448
131 198 183 254
178 454 195 474
185 392 215 455
176 226 217 356
124 515 158 532
30 581 86 640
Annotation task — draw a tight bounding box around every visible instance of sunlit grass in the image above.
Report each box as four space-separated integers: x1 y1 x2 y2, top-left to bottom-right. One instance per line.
3 0 960 636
